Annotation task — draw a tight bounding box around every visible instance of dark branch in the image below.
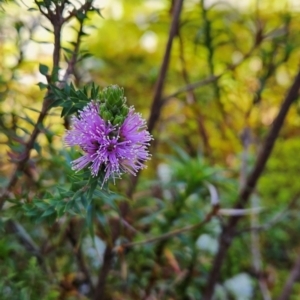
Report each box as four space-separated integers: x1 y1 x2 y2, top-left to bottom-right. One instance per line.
277 251 300 300
125 0 184 200
203 69 300 300
93 246 114 300
147 0 184 134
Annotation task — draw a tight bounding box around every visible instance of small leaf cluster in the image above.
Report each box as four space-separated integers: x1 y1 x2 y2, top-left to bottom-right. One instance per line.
48 82 100 117
0 255 59 300
32 0 103 21
48 83 130 125
7 170 122 224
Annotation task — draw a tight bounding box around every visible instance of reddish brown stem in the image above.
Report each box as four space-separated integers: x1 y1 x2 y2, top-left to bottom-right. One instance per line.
0 99 50 210
125 0 184 200
93 246 114 300
203 69 300 299
277 250 300 300
147 0 184 134
0 1 90 210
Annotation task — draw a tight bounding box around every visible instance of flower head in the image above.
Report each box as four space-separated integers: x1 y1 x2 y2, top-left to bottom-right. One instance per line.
64 94 152 185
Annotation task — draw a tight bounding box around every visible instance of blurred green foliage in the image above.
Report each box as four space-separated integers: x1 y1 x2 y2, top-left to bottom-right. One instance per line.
1 0 300 299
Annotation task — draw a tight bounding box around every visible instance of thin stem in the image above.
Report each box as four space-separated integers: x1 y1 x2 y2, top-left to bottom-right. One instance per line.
66 224 95 295
0 1 91 210
63 22 84 82
203 69 300 300
237 193 300 235
178 32 211 155
62 1 93 84
116 205 219 250
0 99 50 210
6 219 44 264
147 0 184 134
126 2 260 200
250 195 272 300
64 1 92 23
93 246 114 300
200 0 223 116
125 0 184 200
240 128 271 300
53 24 62 73
0 0 64 209
277 251 300 300
163 41 258 102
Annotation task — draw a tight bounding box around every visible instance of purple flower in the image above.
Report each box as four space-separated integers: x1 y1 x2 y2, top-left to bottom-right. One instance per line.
64 101 152 184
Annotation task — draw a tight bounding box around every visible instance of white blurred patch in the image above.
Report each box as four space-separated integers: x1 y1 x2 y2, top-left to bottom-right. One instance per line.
23 40 39 60
157 163 172 184
249 57 262 72
144 0 168 10
82 57 105 71
36 71 48 84
196 233 218 255
3 54 18 68
140 31 158 53
213 284 229 300
135 14 149 30
276 68 290 87
94 0 123 20
83 236 106 269
204 0 251 10
23 40 54 61
224 273 253 300
231 51 243 65
18 73 39 85
110 0 123 20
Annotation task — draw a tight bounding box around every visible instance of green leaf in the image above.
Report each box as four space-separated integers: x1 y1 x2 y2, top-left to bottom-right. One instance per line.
62 47 74 54
95 8 104 18
41 207 55 217
76 11 85 21
49 99 64 109
37 82 48 90
86 204 95 238
77 89 89 101
51 66 60 82
17 126 30 135
80 195 88 208
87 176 99 199
19 114 35 126
39 64 49 76
77 52 93 62
24 106 41 113
61 105 75 117
41 25 53 33
34 201 50 210
91 83 99 99
33 142 41 154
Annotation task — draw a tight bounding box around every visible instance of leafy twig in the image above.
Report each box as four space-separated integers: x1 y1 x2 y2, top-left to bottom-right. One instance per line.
0 99 51 210
0 0 93 210
115 204 219 251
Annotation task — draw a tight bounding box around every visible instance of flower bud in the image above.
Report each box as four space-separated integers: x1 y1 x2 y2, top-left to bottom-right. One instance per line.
113 115 124 125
